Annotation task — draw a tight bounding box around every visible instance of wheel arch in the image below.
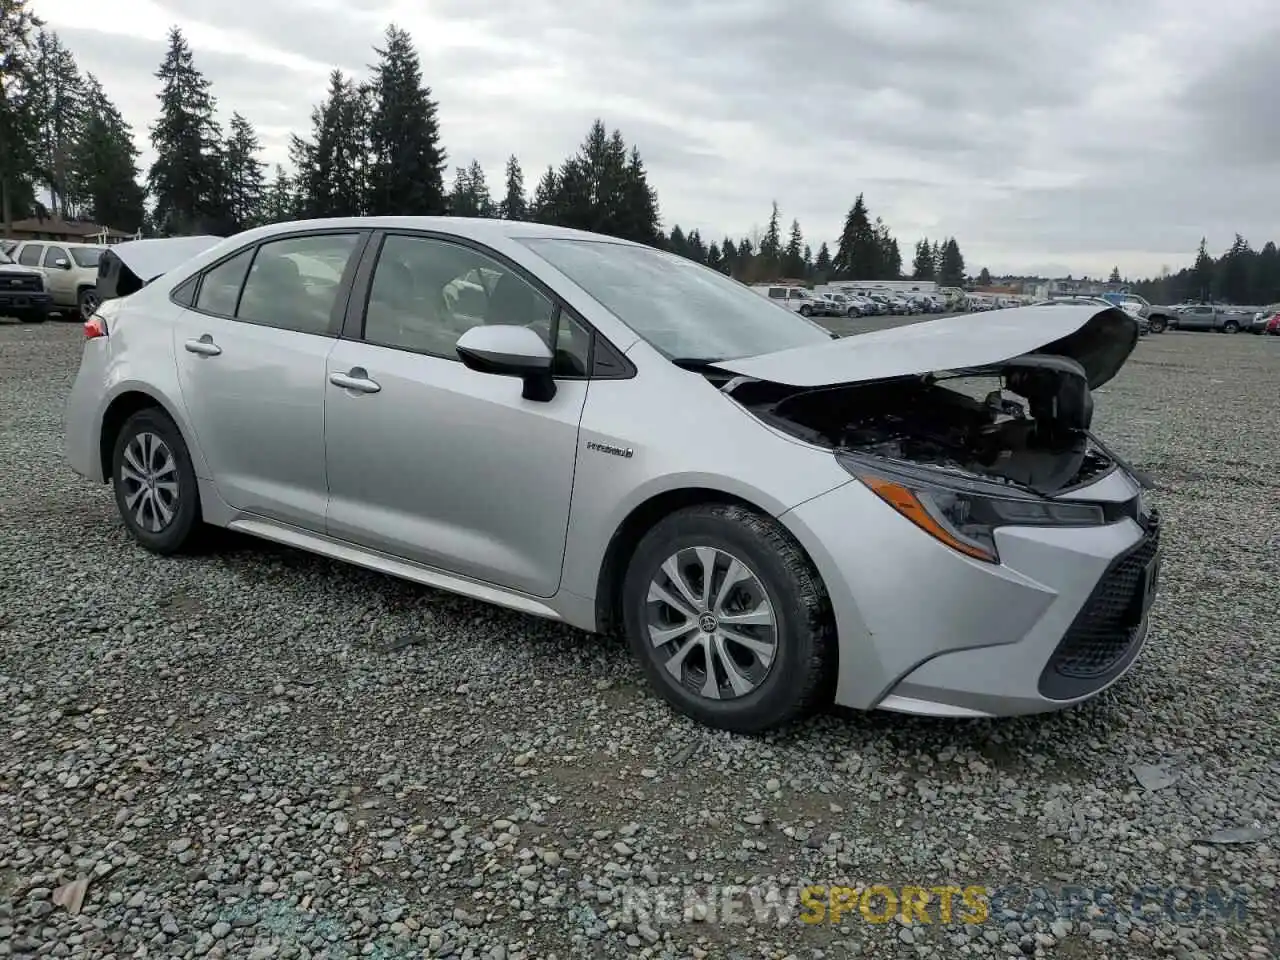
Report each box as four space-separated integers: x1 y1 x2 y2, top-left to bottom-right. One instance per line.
591 486 835 644
98 389 191 482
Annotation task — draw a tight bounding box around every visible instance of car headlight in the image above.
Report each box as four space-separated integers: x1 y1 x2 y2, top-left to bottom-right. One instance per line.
836 454 1107 563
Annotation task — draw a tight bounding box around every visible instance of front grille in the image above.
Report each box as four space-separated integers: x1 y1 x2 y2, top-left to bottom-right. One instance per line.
1040 510 1160 695
2 274 42 293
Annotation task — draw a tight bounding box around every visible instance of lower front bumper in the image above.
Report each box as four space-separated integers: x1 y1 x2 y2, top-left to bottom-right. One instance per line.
781 472 1159 718
0 292 52 315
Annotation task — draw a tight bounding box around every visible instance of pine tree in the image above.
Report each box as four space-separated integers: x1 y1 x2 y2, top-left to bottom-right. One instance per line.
686 228 707 264
539 121 658 243
938 237 966 285
977 267 992 286
782 218 805 278
448 161 495 216
498 154 526 220
366 25 446 215
1 0 46 229
69 75 145 232
911 239 935 280
758 201 782 274
297 70 369 218
1108 265 1122 284
1189 238 1214 300
30 29 85 219
814 241 832 277
529 165 559 222
803 243 813 276
148 27 226 235
706 241 723 273
618 146 660 245
832 194 880 279
261 164 296 224
874 218 901 279
667 225 688 258
223 112 264 231
720 237 738 276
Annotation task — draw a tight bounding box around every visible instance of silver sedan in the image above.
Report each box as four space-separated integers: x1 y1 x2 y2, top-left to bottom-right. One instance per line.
65 218 1158 732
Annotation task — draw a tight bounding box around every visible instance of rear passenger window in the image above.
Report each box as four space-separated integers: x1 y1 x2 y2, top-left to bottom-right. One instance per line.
17 245 43 266
236 233 360 336
195 249 253 316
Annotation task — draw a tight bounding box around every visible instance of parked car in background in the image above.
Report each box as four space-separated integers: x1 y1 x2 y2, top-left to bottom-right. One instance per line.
1035 296 1148 335
821 293 864 318
1250 304 1280 333
1170 303 1252 333
11 240 107 320
752 284 823 317
0 247 52 323
63 217 1156 733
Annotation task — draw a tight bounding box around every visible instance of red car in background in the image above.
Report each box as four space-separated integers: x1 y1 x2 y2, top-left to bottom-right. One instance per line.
1266 313 1280 335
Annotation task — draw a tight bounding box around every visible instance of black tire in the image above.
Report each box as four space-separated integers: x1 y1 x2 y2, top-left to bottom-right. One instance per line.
111 408 204 555
798 304 812 317
846 307 858 318
621 503 836 733
1148 317 1166 333
1223 320 1239 333
16 311 47 324
77 287 100 322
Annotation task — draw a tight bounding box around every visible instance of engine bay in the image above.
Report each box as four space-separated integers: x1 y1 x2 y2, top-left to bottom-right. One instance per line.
728 355 1117 495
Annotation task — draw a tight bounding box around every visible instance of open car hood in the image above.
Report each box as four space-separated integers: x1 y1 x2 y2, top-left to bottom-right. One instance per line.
108 235 222 283
715 304 1138 390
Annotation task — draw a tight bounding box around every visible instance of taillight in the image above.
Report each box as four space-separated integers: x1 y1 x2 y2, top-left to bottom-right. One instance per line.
84 315 107 339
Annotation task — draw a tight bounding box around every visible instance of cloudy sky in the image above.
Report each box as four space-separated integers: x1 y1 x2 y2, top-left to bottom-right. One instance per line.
34 0 1280 278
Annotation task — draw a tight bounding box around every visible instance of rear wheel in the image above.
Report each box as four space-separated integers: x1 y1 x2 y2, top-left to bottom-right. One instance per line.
621 504 835 733
798 304 813 317
111 408 204 555
1223 320 1239 333
1148 316 1166 333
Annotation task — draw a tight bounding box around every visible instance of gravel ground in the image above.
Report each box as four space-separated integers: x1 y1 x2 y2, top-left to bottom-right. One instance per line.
1 319 1277 960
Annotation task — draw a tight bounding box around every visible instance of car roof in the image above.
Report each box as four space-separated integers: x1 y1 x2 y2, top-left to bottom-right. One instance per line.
230 216 645 248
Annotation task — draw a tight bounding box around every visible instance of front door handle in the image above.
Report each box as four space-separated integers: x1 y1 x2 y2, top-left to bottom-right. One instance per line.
329 368 381 394
184 335 221 357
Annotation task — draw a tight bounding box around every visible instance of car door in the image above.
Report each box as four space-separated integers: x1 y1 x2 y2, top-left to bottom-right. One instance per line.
323 232 591 598
1180 306 1213 330
40 245 75 305
171 229 367 530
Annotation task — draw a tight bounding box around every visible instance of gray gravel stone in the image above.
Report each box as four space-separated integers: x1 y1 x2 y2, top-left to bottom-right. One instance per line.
0 320 1277 959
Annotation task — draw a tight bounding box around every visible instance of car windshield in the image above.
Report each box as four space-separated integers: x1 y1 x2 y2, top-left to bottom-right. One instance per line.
72 247 104 268
0 250 13 265
519 238 833 361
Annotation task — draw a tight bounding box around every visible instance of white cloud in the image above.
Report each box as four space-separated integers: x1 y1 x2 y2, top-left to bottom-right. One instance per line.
33 0 1280 277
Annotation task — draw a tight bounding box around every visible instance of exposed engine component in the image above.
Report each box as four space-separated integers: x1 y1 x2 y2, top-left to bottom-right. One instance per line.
730 355 1114 495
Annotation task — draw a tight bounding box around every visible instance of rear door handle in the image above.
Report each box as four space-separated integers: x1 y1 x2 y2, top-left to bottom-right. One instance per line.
184 335 221 357
329 368 381 394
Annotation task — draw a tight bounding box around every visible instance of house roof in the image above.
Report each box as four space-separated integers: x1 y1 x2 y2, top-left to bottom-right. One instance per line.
9 218 134 239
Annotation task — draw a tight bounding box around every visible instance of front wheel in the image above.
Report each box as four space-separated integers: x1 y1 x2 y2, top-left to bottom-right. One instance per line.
78 287 100 322
111 408 205 555
798 304 813 317
16 310 47 323
1223 320 1239 333
621 504 836 733
1148 317 1166 333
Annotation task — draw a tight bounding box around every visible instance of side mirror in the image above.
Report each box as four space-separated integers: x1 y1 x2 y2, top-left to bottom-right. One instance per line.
456 324 556 402
53 257 70 269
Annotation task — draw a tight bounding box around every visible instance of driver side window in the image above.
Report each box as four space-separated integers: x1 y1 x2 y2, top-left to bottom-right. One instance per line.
362 234 591 375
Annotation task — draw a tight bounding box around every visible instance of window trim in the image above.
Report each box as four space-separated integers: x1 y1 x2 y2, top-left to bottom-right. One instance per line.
341 229 635 381
175 228 372 339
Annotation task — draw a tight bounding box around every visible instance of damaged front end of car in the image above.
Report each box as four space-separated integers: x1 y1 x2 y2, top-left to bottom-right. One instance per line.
717 305 1147 563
